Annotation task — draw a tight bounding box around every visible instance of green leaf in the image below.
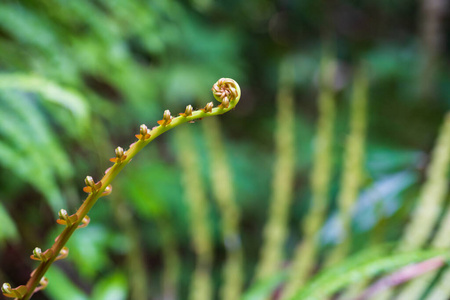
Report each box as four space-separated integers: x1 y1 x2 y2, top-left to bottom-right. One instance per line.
241 271 287 300
0 92 72 212
291 248 449 300
0 73 90 132
0 202 18 244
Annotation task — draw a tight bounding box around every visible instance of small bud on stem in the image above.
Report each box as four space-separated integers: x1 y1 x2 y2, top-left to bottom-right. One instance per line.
85 176 95 188
115 146 124 159
32 247 46 261
110 146 127 163
83 176 102 193
136 124 151 140
163 110 171 121
2 283 11 294
204 102 214 113
56 209 79 227
58 209 68 221
140 124 148 136
221 97 230 108
158 110 173 126
185 105 193 116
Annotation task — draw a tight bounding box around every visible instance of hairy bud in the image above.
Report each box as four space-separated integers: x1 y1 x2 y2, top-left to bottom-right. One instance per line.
140 124 148 136
33 247 43 260
2 283 11 294
58 209 68 221
115 146 124 158
158 110 173 126
185 105 193 116
204 102 214 113
212 78 241 103
85 176 95 188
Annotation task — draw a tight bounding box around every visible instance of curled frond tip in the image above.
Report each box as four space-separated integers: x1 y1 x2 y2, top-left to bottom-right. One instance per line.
212 78 241 104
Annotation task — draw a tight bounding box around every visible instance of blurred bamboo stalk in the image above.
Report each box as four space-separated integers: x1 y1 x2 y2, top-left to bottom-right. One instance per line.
202 117 243 300
282 55 336 300
419 0 448 100
174 126 213 300
255 60 296 281
373 113 450 300
324 69 368 268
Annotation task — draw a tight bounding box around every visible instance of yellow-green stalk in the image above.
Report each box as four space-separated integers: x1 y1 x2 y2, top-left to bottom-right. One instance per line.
399 113 450 251
110 191 150 300
324 70 368 267
423 202 450 300
202 117 243 300
174 125 213 300
255 60 296 281
373 113 450 300
395 114 450 300
159 220 180 300
396 197 450 300
282 56 336 299
1 78 241 300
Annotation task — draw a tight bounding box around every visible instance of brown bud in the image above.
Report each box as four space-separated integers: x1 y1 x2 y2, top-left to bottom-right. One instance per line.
221 97 230 108
158 110 173 126
136 124 150 140
185 105 193 116
115 146 124 159
163 110 172 121
140 124 148 136
204 102 214 113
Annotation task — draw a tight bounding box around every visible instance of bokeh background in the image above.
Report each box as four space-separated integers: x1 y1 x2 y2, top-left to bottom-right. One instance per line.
0 0 449 300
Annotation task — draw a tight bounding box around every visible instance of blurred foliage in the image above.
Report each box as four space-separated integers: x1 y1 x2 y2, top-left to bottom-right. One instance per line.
0 0 450 300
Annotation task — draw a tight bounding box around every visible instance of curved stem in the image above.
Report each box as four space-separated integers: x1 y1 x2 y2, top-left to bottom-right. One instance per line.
14 79 241 300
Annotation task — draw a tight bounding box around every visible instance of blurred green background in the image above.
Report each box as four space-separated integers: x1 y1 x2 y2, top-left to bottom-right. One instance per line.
0 0 449 300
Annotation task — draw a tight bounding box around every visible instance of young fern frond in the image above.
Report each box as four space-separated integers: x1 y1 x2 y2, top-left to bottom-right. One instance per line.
1 78 241 300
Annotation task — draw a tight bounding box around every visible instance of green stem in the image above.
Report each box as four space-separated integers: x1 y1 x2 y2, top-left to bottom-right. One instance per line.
15 78 241 300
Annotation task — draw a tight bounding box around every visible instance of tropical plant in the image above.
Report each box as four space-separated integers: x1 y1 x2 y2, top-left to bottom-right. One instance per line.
1 1 450 300
1 78 241 300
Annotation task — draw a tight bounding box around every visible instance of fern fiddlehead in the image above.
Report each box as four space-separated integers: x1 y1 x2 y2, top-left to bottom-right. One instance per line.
2 78 241 300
